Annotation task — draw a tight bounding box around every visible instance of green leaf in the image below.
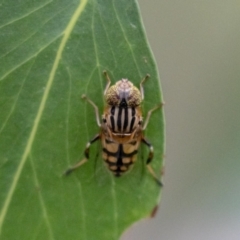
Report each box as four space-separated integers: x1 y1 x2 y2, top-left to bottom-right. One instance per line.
0 0 165 239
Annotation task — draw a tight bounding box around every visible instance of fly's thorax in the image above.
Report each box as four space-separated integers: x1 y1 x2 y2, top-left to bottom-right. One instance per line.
103 105 143 136
105 79 142 107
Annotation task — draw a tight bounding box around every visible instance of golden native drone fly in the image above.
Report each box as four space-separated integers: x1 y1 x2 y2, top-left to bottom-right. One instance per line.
65 71 162 186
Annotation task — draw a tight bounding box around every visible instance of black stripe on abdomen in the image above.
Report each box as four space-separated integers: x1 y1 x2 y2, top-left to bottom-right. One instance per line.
103 144 138 176
103 145 137 159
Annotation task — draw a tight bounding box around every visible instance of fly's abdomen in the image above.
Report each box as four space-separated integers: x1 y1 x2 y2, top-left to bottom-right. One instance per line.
102 139 139 176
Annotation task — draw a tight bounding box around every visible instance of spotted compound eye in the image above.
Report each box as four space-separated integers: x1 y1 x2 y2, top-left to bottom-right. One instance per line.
105 79 142 107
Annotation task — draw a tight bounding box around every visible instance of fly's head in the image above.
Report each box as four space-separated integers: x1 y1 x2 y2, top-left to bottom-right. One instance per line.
105 79 142 107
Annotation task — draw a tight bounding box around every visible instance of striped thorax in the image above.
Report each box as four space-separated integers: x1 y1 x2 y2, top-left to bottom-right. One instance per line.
65 71 162 186
103 79 142 142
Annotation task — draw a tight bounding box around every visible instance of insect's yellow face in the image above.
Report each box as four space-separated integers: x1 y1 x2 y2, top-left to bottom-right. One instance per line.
105 79 142 107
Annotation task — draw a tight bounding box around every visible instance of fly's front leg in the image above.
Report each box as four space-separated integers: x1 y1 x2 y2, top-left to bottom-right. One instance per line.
82 94 101 127
142 137 162 186
140 74 150 100
64 134 100 175
103 70 111 96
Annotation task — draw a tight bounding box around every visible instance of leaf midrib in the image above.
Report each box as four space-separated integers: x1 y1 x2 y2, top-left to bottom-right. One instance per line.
0 0 88 234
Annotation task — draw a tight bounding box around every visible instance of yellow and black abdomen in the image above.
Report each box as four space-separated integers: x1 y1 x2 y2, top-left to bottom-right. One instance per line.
102 137 140 176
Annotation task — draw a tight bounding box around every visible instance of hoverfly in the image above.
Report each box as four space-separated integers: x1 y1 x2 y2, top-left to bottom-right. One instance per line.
65 71 162 186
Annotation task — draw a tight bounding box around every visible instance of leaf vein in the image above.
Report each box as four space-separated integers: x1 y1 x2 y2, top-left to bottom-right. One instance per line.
0 0 89 234
111 177 119 238
112 0 141 77
96 5 117 70
0 2 73 60
92 3 104 95
65 66 72 164
29 153 55 240
0 0 53 29
0 33 63 82
0 58 36 135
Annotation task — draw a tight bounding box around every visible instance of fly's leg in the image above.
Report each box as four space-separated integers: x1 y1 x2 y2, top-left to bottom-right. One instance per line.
141 102 163 185
64 134 100 175
103 70 111 96
140 74 150 100
142 137 163 186
142 104 163 130
82 94 101 127
65 93 101 175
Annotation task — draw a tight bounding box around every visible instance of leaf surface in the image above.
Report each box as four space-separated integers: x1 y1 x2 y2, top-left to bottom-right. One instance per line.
0 0 165 239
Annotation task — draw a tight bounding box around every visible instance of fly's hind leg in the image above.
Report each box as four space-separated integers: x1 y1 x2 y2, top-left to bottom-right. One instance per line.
65 88 101 175
64 134 100 175
142 137 163 186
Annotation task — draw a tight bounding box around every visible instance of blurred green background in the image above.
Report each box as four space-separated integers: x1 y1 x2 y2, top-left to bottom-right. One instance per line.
122 0 240 239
